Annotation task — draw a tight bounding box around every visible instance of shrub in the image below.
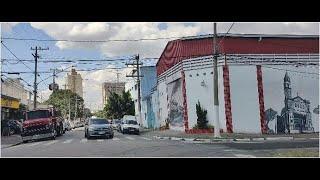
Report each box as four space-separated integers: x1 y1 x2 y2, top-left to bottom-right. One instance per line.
196 101 208 129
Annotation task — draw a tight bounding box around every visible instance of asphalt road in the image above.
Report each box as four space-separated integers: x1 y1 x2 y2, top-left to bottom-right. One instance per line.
1 127 319 157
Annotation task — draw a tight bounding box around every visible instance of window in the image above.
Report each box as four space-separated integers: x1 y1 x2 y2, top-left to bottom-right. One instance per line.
189 74 192 77
196 73 199 76
203 73 206 76
135 84 137 90
211 72 213 74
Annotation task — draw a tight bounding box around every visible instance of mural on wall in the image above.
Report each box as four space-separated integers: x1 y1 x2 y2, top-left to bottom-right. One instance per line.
263 67 318 134
167 78 184 128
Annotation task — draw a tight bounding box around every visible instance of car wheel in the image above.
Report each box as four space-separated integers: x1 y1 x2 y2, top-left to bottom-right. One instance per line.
51 128 56 140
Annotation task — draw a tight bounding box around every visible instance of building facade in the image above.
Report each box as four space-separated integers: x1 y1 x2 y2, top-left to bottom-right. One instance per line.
102 82 125 105
126 66 157 128
156 33 319 134
1 78 30 120
67 69 83 98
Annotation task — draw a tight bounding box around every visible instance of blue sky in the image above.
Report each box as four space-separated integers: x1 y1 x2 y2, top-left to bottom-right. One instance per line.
1 22 318 110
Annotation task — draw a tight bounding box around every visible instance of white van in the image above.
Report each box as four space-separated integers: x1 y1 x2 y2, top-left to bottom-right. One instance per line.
120 115 140 134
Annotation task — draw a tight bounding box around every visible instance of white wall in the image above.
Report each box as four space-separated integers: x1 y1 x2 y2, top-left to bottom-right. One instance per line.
158 80 168 127
151 89 160 128
141 99 148 127
184 67 226 131
229 66 261 133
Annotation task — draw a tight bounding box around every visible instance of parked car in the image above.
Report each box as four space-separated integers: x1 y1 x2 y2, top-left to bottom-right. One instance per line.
63 120 72 132
85 118 114 139
120 115 140 135
1 119 22 135
112 119 121 130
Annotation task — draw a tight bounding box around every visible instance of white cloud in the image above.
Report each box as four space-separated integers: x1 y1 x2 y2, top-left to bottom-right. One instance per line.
32 22 319 111
197 22 319 35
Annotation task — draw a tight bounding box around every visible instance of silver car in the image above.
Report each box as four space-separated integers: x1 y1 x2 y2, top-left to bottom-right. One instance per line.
84 118 114 139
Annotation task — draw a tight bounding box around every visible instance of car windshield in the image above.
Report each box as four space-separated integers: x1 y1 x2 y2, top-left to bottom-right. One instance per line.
126 120 138 125
26 110 49 120
90 119 109 125
115 120 121 124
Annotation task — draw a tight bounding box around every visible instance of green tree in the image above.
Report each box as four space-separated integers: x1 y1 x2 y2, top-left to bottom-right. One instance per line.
45 89 84 120
93 110 106 118
195 101 208 129
104 90 135 119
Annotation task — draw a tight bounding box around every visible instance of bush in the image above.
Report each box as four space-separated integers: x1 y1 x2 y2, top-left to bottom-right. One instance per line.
195 101 208 129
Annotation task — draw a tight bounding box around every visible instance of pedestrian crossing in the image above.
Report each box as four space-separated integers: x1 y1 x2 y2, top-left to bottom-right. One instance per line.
21 136 156 147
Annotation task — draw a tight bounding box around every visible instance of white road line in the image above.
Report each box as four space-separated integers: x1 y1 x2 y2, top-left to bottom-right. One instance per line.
112 137 120 141
233 154 256 158
43 140 58 146
140 137 152 141
125 136 135 140
97 139 104 142
310 138 319 140
80 138 88 143
233 141 263 143
27 141 43 147
62 139 73 144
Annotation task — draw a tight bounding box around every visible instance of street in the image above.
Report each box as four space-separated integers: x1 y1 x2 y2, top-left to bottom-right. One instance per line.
2 127 318 157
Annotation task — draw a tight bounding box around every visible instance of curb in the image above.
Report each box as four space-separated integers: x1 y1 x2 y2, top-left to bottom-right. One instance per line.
1 141 23 149
153 135 309 143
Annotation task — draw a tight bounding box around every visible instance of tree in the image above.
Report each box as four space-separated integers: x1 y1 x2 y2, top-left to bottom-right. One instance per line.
265 108 277 131
104 90 135 119
195 101 208 129
45 89 84 120
93 110 106 118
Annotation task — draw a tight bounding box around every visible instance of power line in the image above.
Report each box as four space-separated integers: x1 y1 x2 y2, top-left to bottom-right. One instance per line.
1 41 33 71
217 22 235 49
0 35 190 43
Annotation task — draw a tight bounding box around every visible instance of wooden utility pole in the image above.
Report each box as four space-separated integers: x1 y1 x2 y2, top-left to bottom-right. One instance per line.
31 46 48 109
126 54 143 126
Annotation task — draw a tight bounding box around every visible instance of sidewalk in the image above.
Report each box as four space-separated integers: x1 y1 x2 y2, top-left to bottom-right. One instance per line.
142 129 319 143
1 135 23 149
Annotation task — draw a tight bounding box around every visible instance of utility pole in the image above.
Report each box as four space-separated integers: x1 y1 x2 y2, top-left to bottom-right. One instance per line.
31 46 48 109
213 22 221 138
116 69 121 93
126 54 143 126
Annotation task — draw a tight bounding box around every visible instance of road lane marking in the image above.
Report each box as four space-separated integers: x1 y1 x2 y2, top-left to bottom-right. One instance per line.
27 141 43 147
63 139 73 144
97 139 104 142
233 154 256 158
43 140 58 146
81 138 88 143
125 136 135 140
112 137 120 141
140 137 151 141
310 138 319 140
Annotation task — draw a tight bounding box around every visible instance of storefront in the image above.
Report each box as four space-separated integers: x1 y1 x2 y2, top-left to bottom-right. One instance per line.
1 94 20 120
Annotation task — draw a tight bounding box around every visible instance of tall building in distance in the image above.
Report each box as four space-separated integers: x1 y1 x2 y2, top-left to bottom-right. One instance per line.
67 69 83 98
102 82 125 105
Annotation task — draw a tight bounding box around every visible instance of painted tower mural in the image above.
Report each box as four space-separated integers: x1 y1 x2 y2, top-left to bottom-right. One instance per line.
263 66 319 134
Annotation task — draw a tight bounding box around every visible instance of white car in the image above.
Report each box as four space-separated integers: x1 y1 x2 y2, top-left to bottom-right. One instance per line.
120 116 140 135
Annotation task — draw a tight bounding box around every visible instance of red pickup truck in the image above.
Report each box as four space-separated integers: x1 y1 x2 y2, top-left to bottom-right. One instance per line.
21 108 64 143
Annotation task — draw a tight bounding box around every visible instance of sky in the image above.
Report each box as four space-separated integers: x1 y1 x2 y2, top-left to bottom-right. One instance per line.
1 22 319 111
